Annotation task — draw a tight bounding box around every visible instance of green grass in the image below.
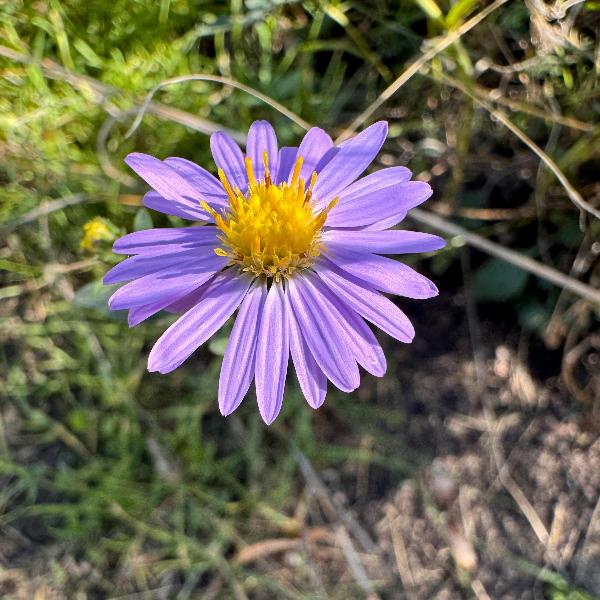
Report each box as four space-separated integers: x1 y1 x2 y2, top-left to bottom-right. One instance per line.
1 0 599 597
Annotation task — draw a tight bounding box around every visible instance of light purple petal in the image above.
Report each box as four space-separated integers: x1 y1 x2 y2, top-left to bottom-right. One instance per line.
219 281 267 416
246 120 278 182
312 121 388 203
326 294 386 377
316 166 411 212
164 157 228 208
164 283 211 314
342 173 432 230
104 249 213 284
309 273 386 377
108 255 227 310
340 166 411 198
112 226 219 255
317 259 415 342
127 280 213 326
324 245 438 299
323 229 445 254
315 146 340 173
163 157 223 194
359 213 408 231
275 147 298 184
210 131 247 191
287 273 359 393
125 153 210 220
128 295 189 327
254 282 289 425
148 270 252 374
287 298 327 409
293 127 334 183
128 302 166 327
325 181 432 228
143 191 209 221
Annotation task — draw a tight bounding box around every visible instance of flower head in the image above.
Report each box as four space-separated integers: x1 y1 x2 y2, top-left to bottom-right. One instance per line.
105 121 444 424
81 217 115 251
202 153 336 281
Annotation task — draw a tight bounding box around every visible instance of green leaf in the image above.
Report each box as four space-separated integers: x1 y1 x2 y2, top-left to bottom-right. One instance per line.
73 38 103 68
67 409 91 433
133 208 153 231
518 300 551 332
0 258 40 278
446 0 479 28
73 280 119 312
473 258 529 302
209 336 229 356
413 0 443 21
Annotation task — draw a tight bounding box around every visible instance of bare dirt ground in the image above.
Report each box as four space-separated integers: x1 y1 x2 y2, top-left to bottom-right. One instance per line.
1 286 598 600
231 290 600 599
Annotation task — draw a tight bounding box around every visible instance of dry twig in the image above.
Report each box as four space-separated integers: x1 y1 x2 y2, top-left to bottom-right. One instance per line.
408 208 600 305
384 505 415 591
294 449 377 553
335 526 380 600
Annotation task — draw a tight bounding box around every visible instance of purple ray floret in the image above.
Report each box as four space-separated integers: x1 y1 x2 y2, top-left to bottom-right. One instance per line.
105 120 445 424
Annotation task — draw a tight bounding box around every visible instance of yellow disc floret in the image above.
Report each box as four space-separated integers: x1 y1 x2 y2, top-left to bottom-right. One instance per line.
201 152 337 281
80 217 115 251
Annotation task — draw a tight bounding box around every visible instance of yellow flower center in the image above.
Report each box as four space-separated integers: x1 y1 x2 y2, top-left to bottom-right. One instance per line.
201 153 337 281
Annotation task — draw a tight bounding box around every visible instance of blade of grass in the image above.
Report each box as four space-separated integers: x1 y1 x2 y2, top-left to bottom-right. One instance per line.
324 3 393 81
0 45 245 143
335 0 510 142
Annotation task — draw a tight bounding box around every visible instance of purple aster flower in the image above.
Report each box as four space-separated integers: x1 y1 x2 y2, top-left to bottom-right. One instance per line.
105 121 444 424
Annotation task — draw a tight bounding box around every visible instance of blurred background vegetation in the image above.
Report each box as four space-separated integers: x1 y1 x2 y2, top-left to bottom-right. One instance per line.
1 0 599 598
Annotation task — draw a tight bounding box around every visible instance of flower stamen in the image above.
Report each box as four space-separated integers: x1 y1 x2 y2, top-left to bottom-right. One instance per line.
217 168 236 203
245 156 256 189
263 150 272 187
290 155 303 189
206 153 333 280
305 171 317 204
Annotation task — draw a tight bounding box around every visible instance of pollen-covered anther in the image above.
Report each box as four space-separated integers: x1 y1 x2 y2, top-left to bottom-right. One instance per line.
205 154 332 279
262 150 272 187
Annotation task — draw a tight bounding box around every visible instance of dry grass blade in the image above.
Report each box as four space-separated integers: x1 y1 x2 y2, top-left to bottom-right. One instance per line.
335 526 380 600
468 80 594 132
408 207 600 305
234 539 302 565
575 496 600 585
430 203 538 220
496 463 550 546
125 74 311 140
335 0 510 142
441 73 600 222
471 579 493 600
384 506 415 591
294 449 377 552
